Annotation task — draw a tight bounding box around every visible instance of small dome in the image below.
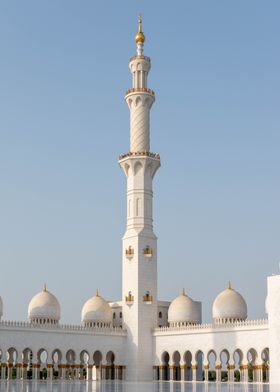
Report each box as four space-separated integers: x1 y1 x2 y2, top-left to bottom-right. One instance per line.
212 282 247 323
0 296 3 319
82 290 112 327
168 289 200 326
28 285 60 324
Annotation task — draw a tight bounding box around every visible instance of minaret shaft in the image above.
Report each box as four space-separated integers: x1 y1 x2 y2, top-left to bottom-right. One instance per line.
119 17 160 381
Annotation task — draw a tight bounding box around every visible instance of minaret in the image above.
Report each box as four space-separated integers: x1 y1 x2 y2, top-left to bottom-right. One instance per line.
119 16 160 381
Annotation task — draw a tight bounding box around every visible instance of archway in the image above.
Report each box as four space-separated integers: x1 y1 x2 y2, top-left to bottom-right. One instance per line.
161 351 170 380
106 351 115 380
7 347 18 379
66 349 76 380
233 349 243 382
37 349 48 379
207 350 217 382
220 349 230 382
183 351 192 381
93 350 102 380
261 348 269 382
247 348 257 382
79 350 89 380
195 350 204 381
22 348 33 379
172 351 181 380
52 349 62 379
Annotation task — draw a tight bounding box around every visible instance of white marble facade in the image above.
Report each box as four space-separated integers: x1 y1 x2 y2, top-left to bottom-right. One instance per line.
0 17 279 384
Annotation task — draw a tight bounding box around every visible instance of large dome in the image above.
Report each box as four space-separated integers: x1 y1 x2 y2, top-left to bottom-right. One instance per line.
82 290 112 327
212 282 247 324
168 289 200 326
28 285 60 324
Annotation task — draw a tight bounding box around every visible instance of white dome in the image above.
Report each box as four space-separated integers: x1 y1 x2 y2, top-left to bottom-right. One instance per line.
0 296 3 319
212 282 247 323
168 290 200 325
82 290 112 327
28 286 60 323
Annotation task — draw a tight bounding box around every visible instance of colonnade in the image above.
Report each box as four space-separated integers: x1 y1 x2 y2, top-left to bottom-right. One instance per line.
0 348 125 381
154 363 269 383
155 347 269 384
0 363 126 380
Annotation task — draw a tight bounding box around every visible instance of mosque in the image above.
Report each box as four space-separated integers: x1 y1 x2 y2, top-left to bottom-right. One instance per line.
0 17 280 385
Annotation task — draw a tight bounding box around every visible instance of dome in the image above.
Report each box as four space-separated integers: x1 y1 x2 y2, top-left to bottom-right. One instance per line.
28 285 60 324
212 282 247 323
168 289 200 326
82 290 112 327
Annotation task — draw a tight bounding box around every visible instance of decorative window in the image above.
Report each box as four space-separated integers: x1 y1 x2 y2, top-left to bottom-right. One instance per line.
143 246 153 257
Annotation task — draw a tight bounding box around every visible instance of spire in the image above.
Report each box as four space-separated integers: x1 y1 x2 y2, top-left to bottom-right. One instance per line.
43 283 47 292
96 288 100 297
182 288 186 296
228 280 232 290
135 14 145 55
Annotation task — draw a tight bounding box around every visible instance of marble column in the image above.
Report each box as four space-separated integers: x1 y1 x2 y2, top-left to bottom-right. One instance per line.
169 365 175 380
215 364 222 382
33 364 40 380
7 363 13 380
22 364 28 380
47 364 53 380
180 364 186 381
227 364 235 382
16 364 21 380
204 365 209 382
191 365 197 381
1 364 7 380
87 364 93 381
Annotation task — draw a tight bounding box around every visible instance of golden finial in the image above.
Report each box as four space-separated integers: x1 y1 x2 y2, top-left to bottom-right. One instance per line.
135 14 145 44
228 281 232 290
43 283 47 292
96 288 100 297
182 288 186 296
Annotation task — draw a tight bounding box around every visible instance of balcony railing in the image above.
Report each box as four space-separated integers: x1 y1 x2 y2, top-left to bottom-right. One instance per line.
125 88 155 97
118 151 160 161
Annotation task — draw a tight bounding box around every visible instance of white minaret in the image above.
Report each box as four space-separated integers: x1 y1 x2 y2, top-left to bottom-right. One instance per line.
119 16 160 381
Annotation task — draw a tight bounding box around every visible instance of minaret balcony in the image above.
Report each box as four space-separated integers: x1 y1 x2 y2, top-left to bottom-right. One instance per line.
143 294 153 304
143 246 153 258
125 87 155 97
125 247 134 259
118 151 160 161
125 293 134 306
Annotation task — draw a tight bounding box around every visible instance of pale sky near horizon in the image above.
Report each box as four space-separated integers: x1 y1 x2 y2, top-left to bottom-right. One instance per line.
0 1 279 323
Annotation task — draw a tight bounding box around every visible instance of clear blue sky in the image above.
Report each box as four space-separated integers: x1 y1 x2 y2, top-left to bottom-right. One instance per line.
0 1 279 323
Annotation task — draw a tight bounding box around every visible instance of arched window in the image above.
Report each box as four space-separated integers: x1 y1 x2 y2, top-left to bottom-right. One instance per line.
120 312 123 319
159 312 162 319
113 312 116 319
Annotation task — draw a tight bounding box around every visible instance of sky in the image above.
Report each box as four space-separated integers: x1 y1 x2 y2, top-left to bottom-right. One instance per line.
0 1 279 324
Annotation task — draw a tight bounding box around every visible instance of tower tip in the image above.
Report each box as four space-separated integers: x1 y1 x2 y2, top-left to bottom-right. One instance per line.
228 280 232 290
135 14 145 44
